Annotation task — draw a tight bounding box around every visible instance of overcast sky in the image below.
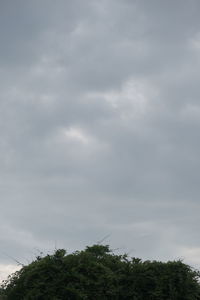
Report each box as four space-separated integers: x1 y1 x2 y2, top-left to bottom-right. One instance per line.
1 0 200 279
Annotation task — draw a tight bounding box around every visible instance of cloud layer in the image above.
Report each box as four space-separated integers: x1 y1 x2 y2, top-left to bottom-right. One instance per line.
1 0 200 278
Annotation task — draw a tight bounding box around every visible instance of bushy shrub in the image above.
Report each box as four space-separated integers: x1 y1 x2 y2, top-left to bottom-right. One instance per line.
1 244 200 299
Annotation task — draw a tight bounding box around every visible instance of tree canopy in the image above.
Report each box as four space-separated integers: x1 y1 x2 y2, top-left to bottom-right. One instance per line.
1 244 200 299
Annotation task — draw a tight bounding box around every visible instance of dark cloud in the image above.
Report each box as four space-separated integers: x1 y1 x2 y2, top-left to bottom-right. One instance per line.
0 0 200 279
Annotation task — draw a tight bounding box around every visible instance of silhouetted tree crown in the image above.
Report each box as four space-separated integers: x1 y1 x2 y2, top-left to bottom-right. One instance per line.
1 244 200 299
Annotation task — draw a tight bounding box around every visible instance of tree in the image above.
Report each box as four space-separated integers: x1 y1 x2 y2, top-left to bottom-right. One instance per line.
1 244 200 299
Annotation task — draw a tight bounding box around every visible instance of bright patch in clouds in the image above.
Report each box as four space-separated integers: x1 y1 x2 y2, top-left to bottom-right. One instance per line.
88 79 156 120
179 247 200 266
64 127 91 144
0 264 21 283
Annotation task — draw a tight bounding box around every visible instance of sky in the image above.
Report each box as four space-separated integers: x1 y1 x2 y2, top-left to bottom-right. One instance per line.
1 0 200 280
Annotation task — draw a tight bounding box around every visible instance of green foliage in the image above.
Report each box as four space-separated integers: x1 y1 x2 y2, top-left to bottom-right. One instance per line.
1 244 200 299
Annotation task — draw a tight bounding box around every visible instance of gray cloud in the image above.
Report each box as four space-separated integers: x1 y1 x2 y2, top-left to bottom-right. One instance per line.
0 0 200 278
